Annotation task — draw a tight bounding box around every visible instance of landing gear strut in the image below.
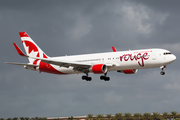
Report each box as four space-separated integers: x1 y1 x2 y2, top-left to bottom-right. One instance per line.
82 73 92 81
100 73 110 81
160 66 166 75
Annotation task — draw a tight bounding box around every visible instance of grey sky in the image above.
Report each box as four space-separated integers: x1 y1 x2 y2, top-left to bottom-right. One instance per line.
0 0 180 118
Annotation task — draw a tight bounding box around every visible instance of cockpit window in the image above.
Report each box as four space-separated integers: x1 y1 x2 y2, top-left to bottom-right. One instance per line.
163 52 172 55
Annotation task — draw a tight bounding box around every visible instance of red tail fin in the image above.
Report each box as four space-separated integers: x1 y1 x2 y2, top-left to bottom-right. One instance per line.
19 31 49 63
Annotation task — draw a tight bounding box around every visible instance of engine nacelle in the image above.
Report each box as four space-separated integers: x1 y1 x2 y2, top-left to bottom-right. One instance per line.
90 64 107 74
117 69 138 74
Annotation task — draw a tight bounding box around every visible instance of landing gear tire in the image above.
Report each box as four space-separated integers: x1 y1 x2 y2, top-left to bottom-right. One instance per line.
160 71 165 75
82 76 86 80
100 76 105 80
86 77 92 81
100 75 110 81
82 75 92 81
104 77 110 81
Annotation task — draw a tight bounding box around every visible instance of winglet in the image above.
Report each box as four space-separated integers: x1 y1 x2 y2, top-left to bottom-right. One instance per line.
13 43 28 57
112 46 117 52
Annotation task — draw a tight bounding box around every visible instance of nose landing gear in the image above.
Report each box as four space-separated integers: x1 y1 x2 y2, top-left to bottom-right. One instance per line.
160 66 166 75
160 71 165 75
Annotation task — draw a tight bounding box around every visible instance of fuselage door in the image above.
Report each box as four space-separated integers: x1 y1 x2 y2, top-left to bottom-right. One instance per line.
152 52 156 60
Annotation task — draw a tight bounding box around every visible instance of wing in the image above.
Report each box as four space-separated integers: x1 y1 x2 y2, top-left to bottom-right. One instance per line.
29 56 92 72
29 56 116 72
7 43 116 73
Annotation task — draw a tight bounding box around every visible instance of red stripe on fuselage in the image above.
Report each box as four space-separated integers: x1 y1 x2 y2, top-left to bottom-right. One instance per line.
39 62 67 75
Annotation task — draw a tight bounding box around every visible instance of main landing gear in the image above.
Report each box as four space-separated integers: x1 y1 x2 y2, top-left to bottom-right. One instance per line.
160 66 166 75
100 73 110 81
82 73 92 81
82 73 110 81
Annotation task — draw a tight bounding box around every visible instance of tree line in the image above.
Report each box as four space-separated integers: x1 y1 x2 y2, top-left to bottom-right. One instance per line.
1 111 180 120
67 111 180 120
0 117 47 120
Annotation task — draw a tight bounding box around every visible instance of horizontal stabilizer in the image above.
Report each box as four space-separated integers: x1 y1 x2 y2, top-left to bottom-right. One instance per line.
5 62 38 67
13 43 28 57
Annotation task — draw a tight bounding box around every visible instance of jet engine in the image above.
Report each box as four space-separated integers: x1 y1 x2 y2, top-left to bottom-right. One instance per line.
90 64 107 74
117 69 138 74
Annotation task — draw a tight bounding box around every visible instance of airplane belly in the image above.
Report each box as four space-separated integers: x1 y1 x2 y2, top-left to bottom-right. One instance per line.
53 65 79 74
39 62 76 75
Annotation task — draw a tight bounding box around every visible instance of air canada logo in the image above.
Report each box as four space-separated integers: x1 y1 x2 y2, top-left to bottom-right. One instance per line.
23 40 48 66
23 41 38 54
120 52 150 67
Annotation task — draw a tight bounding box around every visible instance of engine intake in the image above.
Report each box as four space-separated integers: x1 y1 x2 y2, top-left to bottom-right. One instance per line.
117 69 138 74
90 64 107 74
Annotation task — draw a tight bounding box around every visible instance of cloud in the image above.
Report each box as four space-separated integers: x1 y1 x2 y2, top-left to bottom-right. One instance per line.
122 6 152 34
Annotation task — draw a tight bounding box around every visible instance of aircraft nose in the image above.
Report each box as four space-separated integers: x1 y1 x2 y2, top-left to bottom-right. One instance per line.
165 54 176 64
172 54 176 61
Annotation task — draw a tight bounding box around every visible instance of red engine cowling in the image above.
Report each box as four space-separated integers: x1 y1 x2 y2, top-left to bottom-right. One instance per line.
91 64 107 74
117 69 138 74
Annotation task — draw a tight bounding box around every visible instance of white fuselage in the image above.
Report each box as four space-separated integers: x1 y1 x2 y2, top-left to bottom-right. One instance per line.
42 48 176 74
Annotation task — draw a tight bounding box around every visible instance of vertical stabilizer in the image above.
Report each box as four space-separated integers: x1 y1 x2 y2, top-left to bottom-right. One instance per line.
19 32 49 63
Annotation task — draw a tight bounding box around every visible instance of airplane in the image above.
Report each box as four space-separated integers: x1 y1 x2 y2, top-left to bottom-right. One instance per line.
5 32 176 81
